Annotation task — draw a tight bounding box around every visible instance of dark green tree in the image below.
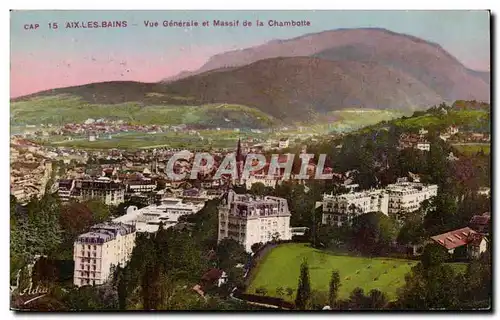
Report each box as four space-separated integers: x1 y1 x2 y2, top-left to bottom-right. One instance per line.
328 270 341 308
421 243 449 269
367 289 388 309
295 259 312 310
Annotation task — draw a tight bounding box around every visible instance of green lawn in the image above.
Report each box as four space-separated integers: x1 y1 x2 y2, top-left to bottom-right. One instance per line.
247 243 469 301
453 144 490 156
10 95 276 127
392 110 490 131
247 243 417 301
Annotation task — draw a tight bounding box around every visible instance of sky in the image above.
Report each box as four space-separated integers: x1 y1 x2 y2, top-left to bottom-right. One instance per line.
10 10 490 98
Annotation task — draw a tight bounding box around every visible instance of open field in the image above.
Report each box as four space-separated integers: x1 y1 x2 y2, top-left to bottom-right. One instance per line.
247 243 468 301
452 143 490 156
10 95 276 127
36 130 271 150
392 110 490 131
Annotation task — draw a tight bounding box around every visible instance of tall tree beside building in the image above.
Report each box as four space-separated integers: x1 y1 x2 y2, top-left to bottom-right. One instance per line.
295 259 312 310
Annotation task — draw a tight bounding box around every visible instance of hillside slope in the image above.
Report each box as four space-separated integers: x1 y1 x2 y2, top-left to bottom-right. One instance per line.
165 28 490 102
163 57 445 121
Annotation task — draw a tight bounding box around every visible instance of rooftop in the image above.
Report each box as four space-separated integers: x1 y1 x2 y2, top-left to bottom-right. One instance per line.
76 222 136 244
430 227 480 250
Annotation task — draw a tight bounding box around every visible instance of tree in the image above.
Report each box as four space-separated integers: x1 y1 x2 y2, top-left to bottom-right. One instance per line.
59 202 93 238
251 242 264 253
310 290 329 310
276 286 284 297
215 238 248 272
249 182 267 196
295 260 312 310
85 199 111 223
285 287 294 298
271 232 281 243
328 270 341 308
141 256 163 310
351 211 396 255
63 285 118 311
367 289 387 309
255 287 267 296
421 243 449 269
397 211 425 246
348 287 367 309
396 262 461 310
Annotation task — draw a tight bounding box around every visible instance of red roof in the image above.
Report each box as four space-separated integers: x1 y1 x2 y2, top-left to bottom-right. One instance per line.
431 227 478 250
201 268 223 282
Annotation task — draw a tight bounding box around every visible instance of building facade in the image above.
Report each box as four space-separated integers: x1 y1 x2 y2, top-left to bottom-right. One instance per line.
386 178 438 222
321 189 389 227
218 190 292 252
113 197 205 233
124 178 157 194
321 178 438 226
244 174 279 190
58 177 125 205
278 138 290 149
73 222 136 287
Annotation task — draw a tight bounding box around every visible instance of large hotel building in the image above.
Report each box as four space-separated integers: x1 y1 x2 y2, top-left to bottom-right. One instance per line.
321 178 438 226
58 177 125 206
73 222 136 287
218 190 292 252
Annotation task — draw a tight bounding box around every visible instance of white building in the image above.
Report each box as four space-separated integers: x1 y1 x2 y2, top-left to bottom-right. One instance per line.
386 178 438 222
113 197 204 233
73 222 136 287
70 177 125 205
57 179 75 203
278 138 290 149
218 190 292 252
244 174 278 190
321 178 438 226
439 134 450 141
448 125 459 135
124 178 157 194
416 142 431 152
477 187 491 197
321 189 389 227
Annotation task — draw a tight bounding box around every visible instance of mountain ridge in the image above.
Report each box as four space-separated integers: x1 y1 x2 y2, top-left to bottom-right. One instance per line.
163 27 489 88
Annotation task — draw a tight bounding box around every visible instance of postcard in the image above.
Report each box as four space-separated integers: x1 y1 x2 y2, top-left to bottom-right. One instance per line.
10 10 491 311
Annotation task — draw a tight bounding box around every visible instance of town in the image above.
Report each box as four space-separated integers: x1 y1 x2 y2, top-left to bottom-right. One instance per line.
10 101 491 310
10 12 491 312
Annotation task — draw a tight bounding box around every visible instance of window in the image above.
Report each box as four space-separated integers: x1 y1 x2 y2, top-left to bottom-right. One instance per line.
93 245 96 250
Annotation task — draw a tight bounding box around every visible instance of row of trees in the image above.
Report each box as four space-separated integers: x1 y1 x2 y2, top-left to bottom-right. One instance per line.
294 260 389 310
290 244 491 311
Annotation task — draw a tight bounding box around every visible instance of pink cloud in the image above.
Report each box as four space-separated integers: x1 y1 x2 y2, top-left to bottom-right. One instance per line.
10 46 228 98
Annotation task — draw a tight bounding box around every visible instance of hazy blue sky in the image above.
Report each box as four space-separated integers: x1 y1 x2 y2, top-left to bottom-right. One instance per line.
11 10 490 97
